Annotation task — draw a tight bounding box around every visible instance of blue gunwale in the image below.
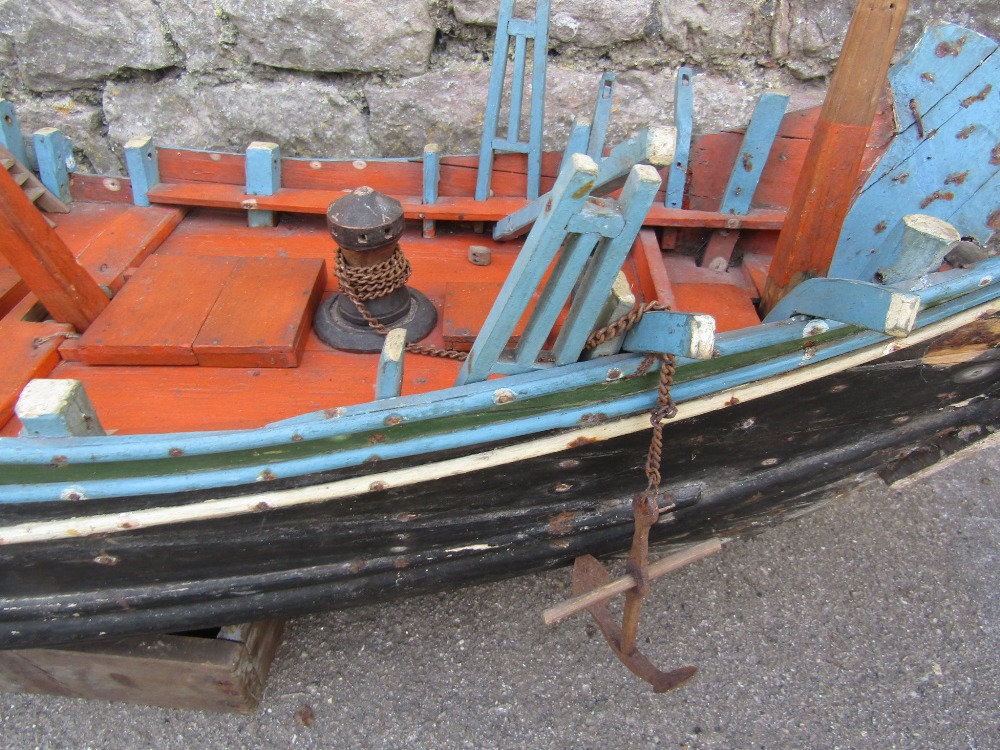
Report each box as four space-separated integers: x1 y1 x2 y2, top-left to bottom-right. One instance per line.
2 258 998 504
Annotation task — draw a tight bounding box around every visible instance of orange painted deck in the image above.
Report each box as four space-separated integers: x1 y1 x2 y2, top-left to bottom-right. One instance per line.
3 103 885 438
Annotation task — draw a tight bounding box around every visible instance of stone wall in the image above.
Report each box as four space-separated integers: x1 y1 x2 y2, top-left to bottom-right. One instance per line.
0 0 996 175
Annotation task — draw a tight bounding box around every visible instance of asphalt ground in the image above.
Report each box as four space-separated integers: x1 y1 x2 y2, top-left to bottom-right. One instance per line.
1 445 997 749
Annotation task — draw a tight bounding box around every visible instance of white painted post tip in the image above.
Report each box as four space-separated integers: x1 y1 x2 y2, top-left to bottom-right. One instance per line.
16 379 105 438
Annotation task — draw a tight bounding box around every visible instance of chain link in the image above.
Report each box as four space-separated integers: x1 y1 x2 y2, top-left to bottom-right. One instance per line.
334 247 468 361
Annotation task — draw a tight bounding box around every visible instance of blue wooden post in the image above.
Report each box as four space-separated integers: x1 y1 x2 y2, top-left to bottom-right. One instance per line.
525 0 550 201
621 311 716 360
15 379 106 438
124 136 160 207
665 67 694 210
32 128 73 203
422 143 440 238
0 99 28 166
586 72 616 160
375 329 407 400
246 141 281 228
855 214 961 285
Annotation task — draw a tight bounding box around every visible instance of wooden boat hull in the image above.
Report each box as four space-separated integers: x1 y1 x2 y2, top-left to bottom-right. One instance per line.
3 304 998 648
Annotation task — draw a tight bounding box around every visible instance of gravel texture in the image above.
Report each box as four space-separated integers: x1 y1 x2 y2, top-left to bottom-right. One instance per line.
1 443 996 749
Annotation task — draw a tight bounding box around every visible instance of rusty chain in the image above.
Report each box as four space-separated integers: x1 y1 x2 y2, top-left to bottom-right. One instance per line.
334 248 468 361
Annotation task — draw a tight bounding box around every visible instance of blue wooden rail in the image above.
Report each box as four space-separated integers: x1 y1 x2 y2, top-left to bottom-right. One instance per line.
701 92 789 270
476 0 551 201
245 141 281 228
665 67 694 210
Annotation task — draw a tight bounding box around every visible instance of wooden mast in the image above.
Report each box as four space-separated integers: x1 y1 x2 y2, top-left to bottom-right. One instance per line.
758 0 910 315
0 163 108 331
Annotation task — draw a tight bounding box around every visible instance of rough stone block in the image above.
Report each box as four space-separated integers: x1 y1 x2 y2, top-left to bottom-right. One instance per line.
0 0 177 92
14 98 119 175
104 78 375 159
659 0 773 74
453 0 650 48
219 0 434 76
157 0 243 72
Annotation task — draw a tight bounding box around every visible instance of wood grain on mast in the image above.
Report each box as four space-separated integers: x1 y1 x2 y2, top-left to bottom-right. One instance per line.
758 0 909 315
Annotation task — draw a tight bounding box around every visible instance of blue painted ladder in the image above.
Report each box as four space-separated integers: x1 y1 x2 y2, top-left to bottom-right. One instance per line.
475 0 551 201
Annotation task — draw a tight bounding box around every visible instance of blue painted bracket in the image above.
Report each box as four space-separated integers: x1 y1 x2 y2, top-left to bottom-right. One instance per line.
621 311 716 360
32 128 73 203
832 24 1000 278
246 141 281 228
762 277 921 337
854 213 961 285
375 329 407 400
494 126 676 241
587 72 616 160
457 153 599 385
422 143 440 238
124 136 160 207
665 67 694 209
476 0 551 201
0 99 28 166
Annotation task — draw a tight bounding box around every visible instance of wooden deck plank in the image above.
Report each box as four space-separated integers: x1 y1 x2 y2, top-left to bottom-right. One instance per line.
74 206 188 291
76 255 236 366
0 258 27 318
0 296 73 428
193 257 326 368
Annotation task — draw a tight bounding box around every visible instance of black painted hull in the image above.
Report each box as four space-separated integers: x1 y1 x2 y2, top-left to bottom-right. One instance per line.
2 320 998 649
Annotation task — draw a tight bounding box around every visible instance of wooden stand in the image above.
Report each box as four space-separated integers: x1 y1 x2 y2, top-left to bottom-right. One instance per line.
0 620 285 713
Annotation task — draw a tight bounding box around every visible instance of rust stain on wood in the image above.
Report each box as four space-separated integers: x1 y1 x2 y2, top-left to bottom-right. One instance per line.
961 84 992 108
945 171 970 185
956 125 977 140
923 318 1000 365
920 190 955 209
549 511 577 536
935 36 967 57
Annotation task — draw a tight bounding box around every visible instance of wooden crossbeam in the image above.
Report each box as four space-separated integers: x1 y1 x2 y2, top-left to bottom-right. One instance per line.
0 166 108 331
493 126 676 241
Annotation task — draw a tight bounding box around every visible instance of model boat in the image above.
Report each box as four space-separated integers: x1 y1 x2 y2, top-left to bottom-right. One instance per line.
0 0 997 690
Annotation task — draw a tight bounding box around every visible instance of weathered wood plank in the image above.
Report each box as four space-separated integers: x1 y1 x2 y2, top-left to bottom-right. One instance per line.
193 257 326 368
124 135 160 207
77 255 234 366
0 620 285 713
